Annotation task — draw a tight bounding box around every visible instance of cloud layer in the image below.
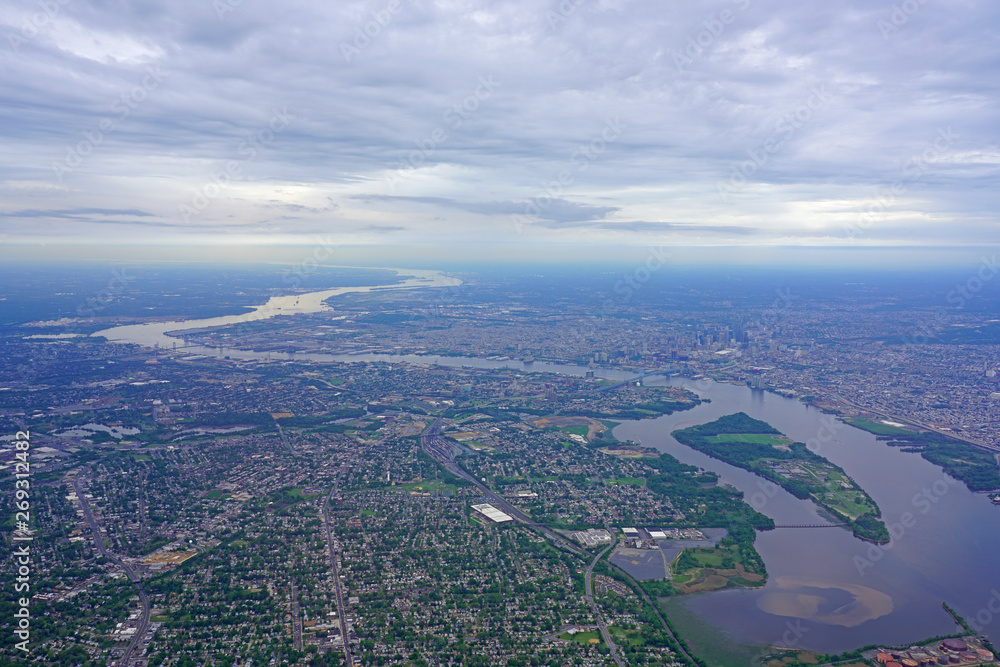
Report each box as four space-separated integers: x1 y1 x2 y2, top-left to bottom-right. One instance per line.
1 0 998 248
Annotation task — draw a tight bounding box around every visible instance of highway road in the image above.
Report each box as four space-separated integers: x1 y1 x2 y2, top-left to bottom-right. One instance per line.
74 469 150 666
584 541 625 667
274 420 294 454
322 478 354 667
419 418 700 666
419 420 586 557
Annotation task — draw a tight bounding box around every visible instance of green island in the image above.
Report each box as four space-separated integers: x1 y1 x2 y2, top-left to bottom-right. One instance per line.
570 397 706 421
565 386 707 421
672 413 890 543
847 418 1000 491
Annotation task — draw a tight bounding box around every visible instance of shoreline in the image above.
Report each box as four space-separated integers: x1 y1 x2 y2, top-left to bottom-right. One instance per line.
91 266 462 348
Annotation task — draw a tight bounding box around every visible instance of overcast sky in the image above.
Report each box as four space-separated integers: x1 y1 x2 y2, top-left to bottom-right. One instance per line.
1 0 998 253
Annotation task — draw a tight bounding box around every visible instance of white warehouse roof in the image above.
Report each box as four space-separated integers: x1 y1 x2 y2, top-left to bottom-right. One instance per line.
471 503 514 523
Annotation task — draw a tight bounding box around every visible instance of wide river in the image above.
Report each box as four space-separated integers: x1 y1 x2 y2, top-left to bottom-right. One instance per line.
94 272 1000 653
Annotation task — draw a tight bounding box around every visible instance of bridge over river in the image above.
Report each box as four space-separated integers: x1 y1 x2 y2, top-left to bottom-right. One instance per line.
595 366 680 392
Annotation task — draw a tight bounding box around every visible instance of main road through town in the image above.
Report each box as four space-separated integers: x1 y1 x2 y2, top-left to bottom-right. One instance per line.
74 468 150 667
420 419 700 666
323 473 354 667
584 541 626 667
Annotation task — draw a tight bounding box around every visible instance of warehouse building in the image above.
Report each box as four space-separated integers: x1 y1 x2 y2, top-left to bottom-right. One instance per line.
471 503 514 524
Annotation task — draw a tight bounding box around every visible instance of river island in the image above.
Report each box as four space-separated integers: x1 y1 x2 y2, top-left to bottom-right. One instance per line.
672 412 891 543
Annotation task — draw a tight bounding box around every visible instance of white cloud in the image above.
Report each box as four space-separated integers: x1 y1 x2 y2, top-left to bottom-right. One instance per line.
0 0 997 249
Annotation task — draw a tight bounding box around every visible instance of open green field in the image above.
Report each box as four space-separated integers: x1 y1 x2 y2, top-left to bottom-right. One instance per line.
606 477 645 487
464 440 492 450
819 492 872 520
673 413 889 542
608 625 648 648
559 425 590 436
669 541 767 593
688 549 726 568
557 630 603 645
288 487 324 499
706 433 790 446
847 418 916 436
